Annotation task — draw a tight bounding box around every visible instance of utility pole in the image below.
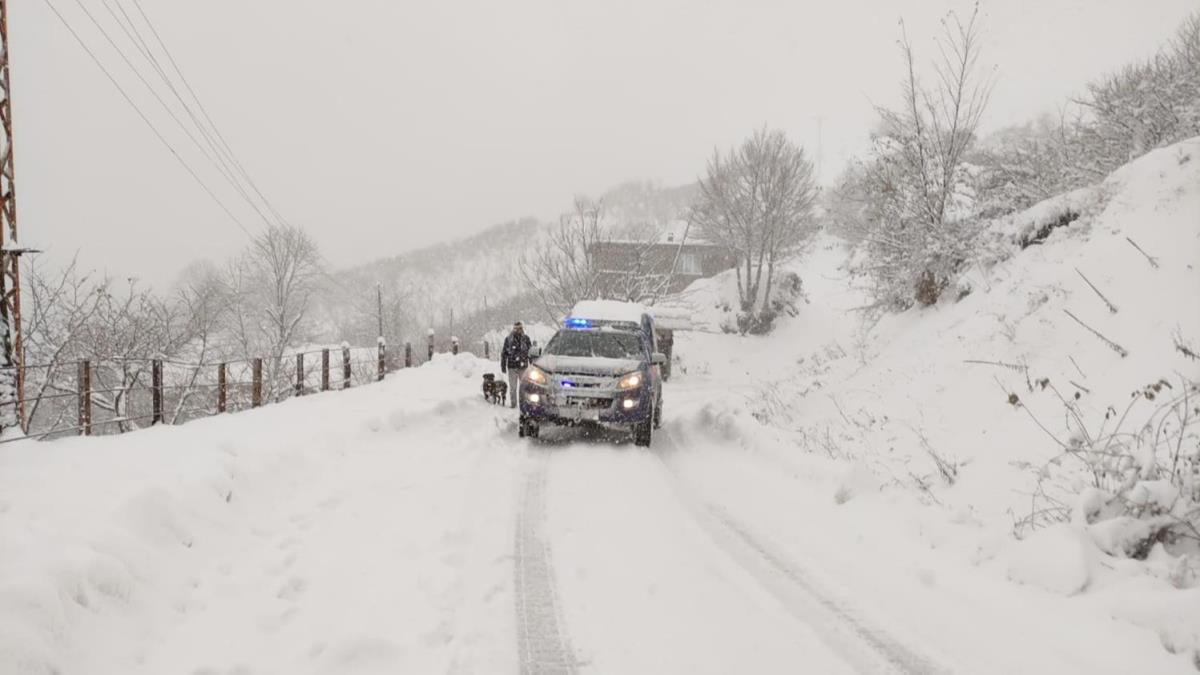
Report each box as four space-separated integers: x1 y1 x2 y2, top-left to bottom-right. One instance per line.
0 0 25 433
814 114 824 183
375 283 383 339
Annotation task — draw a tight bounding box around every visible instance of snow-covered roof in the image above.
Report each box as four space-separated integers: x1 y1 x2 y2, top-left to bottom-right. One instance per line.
595 220 718 247
657 220 702 244
569 300 649 324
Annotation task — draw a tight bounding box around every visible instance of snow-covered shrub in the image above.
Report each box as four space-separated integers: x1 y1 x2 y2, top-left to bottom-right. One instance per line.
1006 523 1096 595
708 272 806 336
832 7 993 310
964 182 1111 282
1070 13 1200 179
968 117 1082 219
1014 377 1200 565
968 12 1200 223
769 271 806 315
1015 208 1081 250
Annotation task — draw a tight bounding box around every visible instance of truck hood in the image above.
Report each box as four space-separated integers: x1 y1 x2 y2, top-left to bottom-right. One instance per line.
534 355 641 377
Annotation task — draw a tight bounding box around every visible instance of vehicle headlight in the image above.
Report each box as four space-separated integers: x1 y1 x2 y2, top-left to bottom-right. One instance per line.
524 366 548 385
617 372 642 390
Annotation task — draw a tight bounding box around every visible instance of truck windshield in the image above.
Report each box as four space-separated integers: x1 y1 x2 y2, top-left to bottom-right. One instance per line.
544 331 644 360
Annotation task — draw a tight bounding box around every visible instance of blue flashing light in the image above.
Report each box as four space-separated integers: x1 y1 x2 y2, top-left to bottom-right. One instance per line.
561 381 576 388
564 317 592 329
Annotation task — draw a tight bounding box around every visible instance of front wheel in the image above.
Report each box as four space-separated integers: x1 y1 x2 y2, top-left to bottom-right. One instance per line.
520 416 540 439
633 411 653 447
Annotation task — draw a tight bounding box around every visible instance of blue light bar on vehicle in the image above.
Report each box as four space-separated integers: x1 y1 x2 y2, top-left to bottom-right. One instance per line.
564 317 592 329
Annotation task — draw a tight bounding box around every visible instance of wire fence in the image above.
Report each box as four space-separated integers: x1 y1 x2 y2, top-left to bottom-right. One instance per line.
0 342 418 445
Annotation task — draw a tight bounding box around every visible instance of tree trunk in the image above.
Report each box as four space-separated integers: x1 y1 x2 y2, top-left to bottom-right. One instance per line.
734 254 748 311
749 242 768 312
762 255 777 311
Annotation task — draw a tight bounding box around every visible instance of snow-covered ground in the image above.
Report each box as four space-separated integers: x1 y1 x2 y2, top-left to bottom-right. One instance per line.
2 139 1198 674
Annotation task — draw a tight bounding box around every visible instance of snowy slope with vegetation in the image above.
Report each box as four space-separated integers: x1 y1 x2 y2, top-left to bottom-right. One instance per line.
670 135 1200 666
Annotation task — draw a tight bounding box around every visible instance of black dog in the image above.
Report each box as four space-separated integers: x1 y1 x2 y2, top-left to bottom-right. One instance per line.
482 373 508 406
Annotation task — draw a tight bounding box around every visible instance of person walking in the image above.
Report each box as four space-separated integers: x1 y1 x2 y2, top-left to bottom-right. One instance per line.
500 321 532 409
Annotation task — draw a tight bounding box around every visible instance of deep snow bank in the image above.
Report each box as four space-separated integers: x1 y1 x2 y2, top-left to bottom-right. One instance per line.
665 137 1200 667
0 353 511 675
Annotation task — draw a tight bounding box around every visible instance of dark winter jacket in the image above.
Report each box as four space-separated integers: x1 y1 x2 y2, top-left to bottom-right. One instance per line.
500 332 532 372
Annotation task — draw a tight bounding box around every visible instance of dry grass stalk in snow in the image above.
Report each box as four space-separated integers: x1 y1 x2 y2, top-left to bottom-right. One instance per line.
1014 376 1199 563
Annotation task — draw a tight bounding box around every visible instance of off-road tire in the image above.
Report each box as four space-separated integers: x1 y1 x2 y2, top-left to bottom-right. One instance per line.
633 412 653 447
520 417 540 440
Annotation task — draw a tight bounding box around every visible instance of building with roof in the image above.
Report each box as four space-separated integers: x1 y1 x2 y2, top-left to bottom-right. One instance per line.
589 222 735 299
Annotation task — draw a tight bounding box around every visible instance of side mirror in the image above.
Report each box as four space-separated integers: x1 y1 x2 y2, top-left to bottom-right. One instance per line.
529 346 542 358
651 352 667 365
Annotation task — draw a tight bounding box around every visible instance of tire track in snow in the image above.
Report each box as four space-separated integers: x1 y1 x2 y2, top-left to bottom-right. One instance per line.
514 453 578 675
653 450 947 675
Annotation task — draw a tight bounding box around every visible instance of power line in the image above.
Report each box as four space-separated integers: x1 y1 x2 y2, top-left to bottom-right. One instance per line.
40 0 253 236
101 0 277 228
70 0 225 181
128 0 292 229
66 0 278 230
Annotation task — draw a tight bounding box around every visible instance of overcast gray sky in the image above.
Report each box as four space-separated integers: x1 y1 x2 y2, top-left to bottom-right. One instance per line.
13 0 1197 287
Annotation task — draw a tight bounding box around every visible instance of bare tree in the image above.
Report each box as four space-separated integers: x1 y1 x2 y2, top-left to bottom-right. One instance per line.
80 279 187 432
855 4 994 308
21 257 103 431
252 225 322 362
601 228 679 305
224 224 323 399
519 197 605 321
168 261 229 422
692 127 818 317
20 259 221 434
17 227 327 434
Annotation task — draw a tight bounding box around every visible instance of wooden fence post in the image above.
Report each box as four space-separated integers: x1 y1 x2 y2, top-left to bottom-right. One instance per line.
321 349 330 391
251 358 263 408
295 353 305 397
151 359 163 425
377 341 386 382
427 330 435 361
405 342 412 368
78 360 92 436
342 345 352 389
484 341 490 359
217 363 227 413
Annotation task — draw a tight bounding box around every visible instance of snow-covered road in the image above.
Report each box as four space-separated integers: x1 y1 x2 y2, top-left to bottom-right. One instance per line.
1 349 1191 674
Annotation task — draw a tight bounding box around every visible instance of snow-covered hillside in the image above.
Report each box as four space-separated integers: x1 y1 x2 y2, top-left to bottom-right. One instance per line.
669 136 1200 665
0 140 1196 674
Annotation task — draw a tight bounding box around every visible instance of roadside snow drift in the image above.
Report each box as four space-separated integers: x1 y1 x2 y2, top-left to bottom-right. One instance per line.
0 354 524 675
